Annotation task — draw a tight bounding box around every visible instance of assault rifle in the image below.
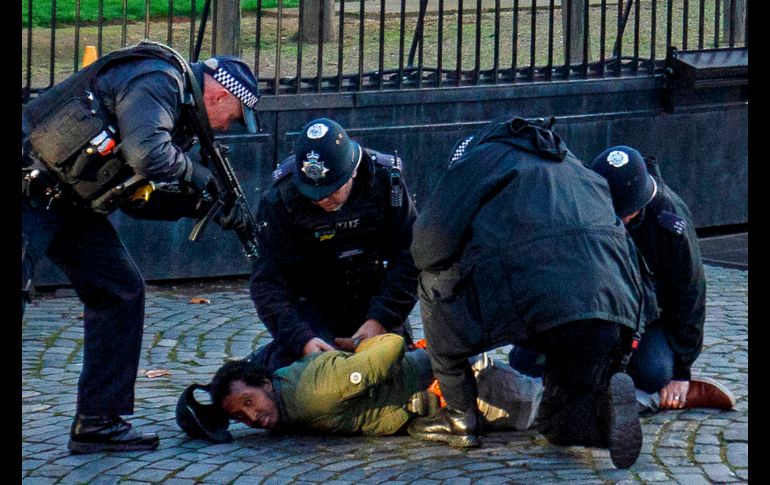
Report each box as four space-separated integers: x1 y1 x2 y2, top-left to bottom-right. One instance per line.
188 136 260 261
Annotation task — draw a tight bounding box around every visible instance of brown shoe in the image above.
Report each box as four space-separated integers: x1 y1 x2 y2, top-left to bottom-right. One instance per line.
681 377 736 410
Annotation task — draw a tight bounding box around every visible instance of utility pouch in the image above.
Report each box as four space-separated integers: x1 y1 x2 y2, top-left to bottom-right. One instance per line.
28 96 105 170
70 153 130 201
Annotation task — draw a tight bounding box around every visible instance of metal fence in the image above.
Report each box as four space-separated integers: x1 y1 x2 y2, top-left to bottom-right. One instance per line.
22 0 748 101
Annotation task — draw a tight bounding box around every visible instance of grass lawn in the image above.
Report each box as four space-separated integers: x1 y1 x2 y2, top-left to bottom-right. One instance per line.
22 0 300 28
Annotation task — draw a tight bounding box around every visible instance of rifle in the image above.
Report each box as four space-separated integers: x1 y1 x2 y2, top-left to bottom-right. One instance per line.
188 135 260 261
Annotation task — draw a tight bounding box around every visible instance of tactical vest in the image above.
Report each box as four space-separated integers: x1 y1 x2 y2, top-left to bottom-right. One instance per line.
22 41 193 211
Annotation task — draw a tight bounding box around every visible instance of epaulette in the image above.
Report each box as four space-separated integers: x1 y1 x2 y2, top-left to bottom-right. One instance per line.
656 210 687 235
644 156 663 179
271 156 295 185
365 148 399 170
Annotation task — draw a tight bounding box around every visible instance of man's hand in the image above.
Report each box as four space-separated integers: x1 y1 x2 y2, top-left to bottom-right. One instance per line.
334 336 364 352
334 319 387 352
659 380 690 409
302 337 335 356
217 202 251 233
184 162 218 196
352 319 388 341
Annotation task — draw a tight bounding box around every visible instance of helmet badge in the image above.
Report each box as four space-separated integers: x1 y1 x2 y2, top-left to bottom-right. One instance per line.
301 150 330 181
306 123 329 139
607 150 629 168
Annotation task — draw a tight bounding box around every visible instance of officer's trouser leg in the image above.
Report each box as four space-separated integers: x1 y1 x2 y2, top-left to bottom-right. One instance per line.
419 291 480 412
626 323 674 394
532 319 622 447
45 211 145 417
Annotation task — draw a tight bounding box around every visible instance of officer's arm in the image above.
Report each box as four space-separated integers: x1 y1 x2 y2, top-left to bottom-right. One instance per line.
411 145 515 271
365 187 420 330
250 196 317 354
113 70 192 182
658 214 706 381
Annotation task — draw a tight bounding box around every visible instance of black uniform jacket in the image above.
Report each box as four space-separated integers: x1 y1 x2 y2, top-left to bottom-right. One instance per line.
626 172 706 381
250 149 420 355
411 117 659 353
91 58 199 182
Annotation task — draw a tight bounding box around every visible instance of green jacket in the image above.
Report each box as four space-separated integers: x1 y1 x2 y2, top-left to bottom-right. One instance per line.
273 334 427 436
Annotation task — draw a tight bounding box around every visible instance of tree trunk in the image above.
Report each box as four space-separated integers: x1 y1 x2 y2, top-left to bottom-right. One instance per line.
562 0 586 65
722 0 746 45
301 0 337 43
214 0 242 55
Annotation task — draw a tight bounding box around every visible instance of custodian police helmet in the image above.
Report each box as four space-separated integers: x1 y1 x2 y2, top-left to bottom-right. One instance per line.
175 383 233 443
292 118 362 201
590 145 658 218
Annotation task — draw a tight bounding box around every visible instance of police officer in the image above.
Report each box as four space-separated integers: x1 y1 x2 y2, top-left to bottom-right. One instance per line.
589 146 734 412
407 116 658 469
21 41 259 453
248 118 419 372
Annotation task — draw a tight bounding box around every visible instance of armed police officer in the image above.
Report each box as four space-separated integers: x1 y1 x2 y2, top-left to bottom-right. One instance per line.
248 118 419 372
589 146 734 412
407 116 659 469
21 41 260 453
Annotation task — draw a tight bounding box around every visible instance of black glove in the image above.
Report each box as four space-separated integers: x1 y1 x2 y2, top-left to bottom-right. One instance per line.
216 201 251 233
184 162 219 196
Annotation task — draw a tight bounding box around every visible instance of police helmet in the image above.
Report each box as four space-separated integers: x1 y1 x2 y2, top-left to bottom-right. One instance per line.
292 118 362 201
175 383 233 443
590 145 658 217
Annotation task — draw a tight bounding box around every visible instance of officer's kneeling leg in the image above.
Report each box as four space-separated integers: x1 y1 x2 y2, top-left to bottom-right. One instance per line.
530 319 621 447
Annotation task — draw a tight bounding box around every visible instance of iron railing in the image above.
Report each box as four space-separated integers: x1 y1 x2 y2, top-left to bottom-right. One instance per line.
21 0 748 101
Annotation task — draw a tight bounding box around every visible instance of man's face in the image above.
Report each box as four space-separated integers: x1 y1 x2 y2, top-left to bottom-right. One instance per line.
312 174 355 212
221 379 280 430
205 90 243 131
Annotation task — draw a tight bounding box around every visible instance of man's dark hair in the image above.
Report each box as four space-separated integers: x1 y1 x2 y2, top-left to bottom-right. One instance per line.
209 359 273 410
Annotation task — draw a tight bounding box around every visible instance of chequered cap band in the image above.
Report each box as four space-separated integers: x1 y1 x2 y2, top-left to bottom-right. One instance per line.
449 136 474 168
212 68 260 110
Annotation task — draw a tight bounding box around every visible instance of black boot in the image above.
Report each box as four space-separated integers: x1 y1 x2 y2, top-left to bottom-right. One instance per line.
68 415 159 454
607 373 642 469
407 407 481 447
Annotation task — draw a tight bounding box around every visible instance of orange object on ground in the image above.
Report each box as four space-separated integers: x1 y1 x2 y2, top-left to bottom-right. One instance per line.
410 339 446 407
427 379 447 408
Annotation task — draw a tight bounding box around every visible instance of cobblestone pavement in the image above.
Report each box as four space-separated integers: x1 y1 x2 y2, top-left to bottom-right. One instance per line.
21 264 748 484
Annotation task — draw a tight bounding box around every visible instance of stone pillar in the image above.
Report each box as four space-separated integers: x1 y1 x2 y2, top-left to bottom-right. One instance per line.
214 0 241 55
301 0 337 43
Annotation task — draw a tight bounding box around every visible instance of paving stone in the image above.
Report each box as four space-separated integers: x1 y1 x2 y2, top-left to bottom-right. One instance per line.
86 474 124 485
725 442 748 468
20 478 58 485
170 463 220 479
701 463 738 482
675 474 713 485
127 467 174 482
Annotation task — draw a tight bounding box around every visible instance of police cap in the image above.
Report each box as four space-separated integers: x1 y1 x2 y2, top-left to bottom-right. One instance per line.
590 145 658 217
175 383 233 443
201 56 260 133
292 118 362 201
